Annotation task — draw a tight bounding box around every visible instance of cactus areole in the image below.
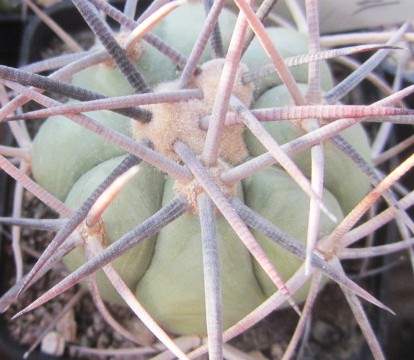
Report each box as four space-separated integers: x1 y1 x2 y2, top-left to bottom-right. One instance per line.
32 3 371 335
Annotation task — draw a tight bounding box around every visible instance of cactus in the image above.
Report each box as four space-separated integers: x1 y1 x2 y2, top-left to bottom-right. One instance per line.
0 0 413 358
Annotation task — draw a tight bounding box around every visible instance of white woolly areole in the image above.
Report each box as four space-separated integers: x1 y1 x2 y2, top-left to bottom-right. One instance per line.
131 59 254 165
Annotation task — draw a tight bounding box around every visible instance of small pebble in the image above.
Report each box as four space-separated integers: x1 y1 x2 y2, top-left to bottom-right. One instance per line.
56 309 77 342
86 325 95 338
248 350 269 359
270 343 285 359
41 331 65 356
97 332 110 348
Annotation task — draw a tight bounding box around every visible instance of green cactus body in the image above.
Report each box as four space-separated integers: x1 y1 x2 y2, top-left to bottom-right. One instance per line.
150 3 238 61
136 178 265 335
246 84 372 214
69 3 238 95
31 3 371 335
64 156 164 304
242 167 343 298
32 107 131 201
241 27 334 97
70 40 178 95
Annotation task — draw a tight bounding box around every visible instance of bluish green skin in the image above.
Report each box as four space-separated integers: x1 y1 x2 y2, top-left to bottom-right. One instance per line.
150 3 237 62
64 156 164 304
70 42 178 96
243 167 343 298
245 84 372 214
136 179 265 335
32 106 131 201
241 27 334 97
31 3 369 335
70 4 238 95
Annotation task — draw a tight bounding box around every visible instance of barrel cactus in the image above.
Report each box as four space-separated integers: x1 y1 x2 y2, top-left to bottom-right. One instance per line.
0 0 413 359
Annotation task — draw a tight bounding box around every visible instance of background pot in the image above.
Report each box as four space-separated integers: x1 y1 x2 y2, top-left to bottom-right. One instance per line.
19 0 142 66
0 10 23 66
